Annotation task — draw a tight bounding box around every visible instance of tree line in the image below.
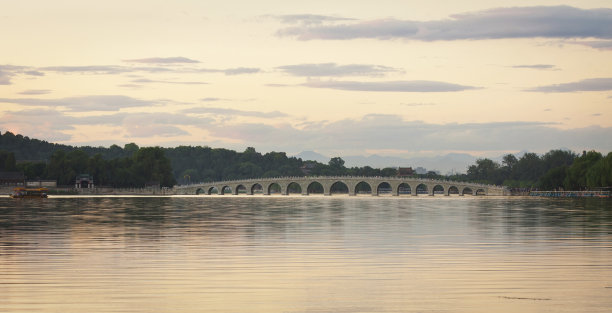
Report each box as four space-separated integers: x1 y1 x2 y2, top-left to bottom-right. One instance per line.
462 149 612 190
1 131 611 189
1 145 175 188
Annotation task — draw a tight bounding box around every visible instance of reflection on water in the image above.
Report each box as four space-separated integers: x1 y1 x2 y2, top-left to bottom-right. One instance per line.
1 196 611 312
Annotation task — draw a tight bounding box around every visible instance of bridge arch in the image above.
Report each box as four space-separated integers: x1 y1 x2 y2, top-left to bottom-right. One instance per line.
354 181 372 195
220 186 231 195
376 182 392 196
209 186 219 195
416 183 428 195
307 181 324 195
267 183 281 195
448 186 459 195
330 181 349 195
462 187 473 196
433 185 444 196
287 182 302 195
196 188 205 195
235 184 247 195
476 188 486 196
397 183 411 196
251 183 263 195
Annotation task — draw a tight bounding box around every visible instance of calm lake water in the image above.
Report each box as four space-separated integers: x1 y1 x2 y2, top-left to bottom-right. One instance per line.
1 196 611 313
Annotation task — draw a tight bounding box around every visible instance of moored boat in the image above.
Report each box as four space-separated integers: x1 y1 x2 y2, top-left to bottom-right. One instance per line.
10 187 48 198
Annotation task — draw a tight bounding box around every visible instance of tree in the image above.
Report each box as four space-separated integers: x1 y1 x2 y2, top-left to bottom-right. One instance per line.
586 152 612 188
502 154 518 171
467 158 501 183
538 166 568 190
132 147 176 187
564 150 602 190
0 151 17 171
512 153 544 182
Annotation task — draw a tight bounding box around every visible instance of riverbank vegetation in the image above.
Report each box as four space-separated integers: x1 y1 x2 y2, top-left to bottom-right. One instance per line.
460 150 612 190
1 131 610 189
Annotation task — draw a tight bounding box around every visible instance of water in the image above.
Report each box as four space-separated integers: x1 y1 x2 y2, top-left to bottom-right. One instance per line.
1 196 611 313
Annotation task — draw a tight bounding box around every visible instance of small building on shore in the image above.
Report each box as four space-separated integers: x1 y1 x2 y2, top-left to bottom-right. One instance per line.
0 171 25 186
397 167 415 177
75 174 94 189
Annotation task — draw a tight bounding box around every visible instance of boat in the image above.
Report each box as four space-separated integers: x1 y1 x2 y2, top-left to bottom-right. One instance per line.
10 187 48 198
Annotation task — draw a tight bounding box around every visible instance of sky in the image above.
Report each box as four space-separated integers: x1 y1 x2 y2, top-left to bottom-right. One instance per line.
1 0 611 162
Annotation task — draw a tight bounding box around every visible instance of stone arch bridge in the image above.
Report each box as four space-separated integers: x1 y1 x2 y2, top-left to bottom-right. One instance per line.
174 176 508 196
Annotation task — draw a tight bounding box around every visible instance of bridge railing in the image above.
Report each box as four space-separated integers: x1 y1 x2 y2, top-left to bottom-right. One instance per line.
175 175 505 189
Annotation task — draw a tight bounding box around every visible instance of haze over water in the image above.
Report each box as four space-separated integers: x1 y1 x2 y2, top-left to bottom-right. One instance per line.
1 196 611 312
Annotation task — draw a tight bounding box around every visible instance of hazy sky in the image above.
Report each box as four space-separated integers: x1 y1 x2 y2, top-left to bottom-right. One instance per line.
1 0 611 158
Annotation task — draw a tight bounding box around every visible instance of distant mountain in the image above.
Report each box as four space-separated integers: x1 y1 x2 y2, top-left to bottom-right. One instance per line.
294 151 478 174
295 151 329 163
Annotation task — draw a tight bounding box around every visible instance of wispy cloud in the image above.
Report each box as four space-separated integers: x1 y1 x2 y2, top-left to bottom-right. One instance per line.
278 6 612 41
131 78 208 85
0 95 155 111
0 65 45 84
572 40 612 50
183 106 287 118
0 70 12 85
204 115 612 155
511 64 557 70
302 80 477 92
40 65 133 74
201 97 223 102
222 67 261 75
0 109 75 141
274 14 356 25
123 57 200 64
527 78 612 92
18 89 52 95
277 63 398 77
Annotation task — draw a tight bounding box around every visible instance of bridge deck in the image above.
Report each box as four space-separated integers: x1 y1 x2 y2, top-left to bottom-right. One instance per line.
174 176 507 196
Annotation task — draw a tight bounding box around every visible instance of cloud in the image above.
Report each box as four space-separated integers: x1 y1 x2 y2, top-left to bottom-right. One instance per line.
279 18 418 40
277 63 398 77
123 57 200 64
183 106 287 118
131 78 207 85
3 109 611 157
0 70 12 85
0 65 43 84
223 67 260 75
527 78 612 92
573 40 612 50
40 65 133 74
24 70 45 76
302 80 476 92
0 95 155 111
278 6 612 41
18 89 51 95
0 109 75 141
204 115 612 156
274 14 356 25
201 97 222 102
512 64 557 70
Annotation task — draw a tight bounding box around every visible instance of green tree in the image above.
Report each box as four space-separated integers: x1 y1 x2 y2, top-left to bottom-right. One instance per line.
512 153 544 183
467 158 500 183
586 152 612 188
565 151 602 190
328 157 346 175
131 147 176 187
538 166 568 190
